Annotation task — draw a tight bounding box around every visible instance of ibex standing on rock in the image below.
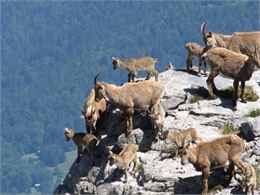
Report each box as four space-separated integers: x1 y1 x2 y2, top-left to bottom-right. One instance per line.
185 42 207 74
112 57 159 82
179 134 246 195
241 163 257 195
81 89 107 137
64 127 98 163
108 143 138 183
200 22 260 56
94 72 165 135
160 128 201 154
202 45 260 107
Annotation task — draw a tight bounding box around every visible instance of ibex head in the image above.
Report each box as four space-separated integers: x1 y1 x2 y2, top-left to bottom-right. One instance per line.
245 44 260 69
94 72 106 102
108 151 116 166
112 57 120 70
64 127 74 141
200 22 217 48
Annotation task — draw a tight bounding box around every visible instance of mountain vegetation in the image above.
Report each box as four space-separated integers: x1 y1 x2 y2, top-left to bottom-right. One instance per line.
1 1 259 193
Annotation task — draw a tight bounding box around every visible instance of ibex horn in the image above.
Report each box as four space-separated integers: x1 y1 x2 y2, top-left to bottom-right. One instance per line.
94 72 99 86
80 107 88 120
200 22 207 38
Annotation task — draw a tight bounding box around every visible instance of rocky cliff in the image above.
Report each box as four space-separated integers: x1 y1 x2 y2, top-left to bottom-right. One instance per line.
54 69 260 195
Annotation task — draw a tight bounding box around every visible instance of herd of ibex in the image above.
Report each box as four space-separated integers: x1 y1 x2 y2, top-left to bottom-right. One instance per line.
64 22 259 194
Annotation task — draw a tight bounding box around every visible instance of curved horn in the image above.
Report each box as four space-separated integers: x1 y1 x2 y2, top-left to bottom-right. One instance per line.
200 22 207 38
94 72 99 86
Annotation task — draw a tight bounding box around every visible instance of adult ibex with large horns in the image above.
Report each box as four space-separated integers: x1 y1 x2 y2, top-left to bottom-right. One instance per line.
200 22 260 56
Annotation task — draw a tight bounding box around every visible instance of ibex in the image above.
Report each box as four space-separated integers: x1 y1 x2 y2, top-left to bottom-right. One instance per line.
185 42 207 74
179 134 246 195
150 103 166 138
241 163 257 195
200 22 260 55
202 45 260 107
94 72 165 134
64 127 98 163
160 128 201 154
112 57 159 82
81 89 107 137
108 143 138 183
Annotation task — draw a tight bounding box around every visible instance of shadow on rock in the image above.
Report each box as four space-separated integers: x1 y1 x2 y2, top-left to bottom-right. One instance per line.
174 168 233 194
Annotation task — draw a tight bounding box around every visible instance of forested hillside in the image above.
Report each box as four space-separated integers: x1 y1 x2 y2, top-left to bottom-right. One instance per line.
1 1 259 194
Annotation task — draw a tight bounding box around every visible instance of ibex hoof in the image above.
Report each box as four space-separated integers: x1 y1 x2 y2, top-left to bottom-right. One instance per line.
240 99 247 103
209 95 217 100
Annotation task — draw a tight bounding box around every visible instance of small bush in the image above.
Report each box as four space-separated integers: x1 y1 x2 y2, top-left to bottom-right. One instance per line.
166 146 177 155
222 123 238 134
253 164 260 188
189 88 209 103
208 185 224 193
219 85 259 101
134 163 144 175
246 108 260 117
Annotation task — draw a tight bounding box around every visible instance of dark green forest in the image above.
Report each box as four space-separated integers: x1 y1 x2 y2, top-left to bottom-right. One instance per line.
1 1 259 193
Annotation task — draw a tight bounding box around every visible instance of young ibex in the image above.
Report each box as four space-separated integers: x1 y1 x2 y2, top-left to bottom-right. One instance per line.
108 143 138 183
202 45 260 107
185 42 207 74
150 103 166 138
81 89 107 136
160 128 201 150
64 127 98 163
112 57 159 82
200 22 260 55
241 163 257 195
94 72 165 134
179 134 246 195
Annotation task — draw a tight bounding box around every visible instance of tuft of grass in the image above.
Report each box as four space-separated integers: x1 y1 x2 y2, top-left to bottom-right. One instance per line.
246 108 260 118
166 146 177 155
253 164 260 189
189 88 209 103
222 122 239 134
208 185 224 193
134 162 145 176
219 85 259 101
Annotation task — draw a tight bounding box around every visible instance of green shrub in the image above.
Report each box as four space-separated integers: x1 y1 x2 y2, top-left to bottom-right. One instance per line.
246 108 260 117
166 146 177 155
219 86 259 101
208 185 224 194
134 162 145 176
253 164 260 188
189 88 209 103
222 123 238 134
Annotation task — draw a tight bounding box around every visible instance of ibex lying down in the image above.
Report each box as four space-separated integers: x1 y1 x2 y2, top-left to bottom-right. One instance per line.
160 128 201 150
64 127 98 163
185 42 207 74
241 163 257 195
202 45 260 107
112 57 159 82
200 22 260 56
108 143 138 183
150 103 166 138
94 72 165 134
179 134 246 195
81 89 107 136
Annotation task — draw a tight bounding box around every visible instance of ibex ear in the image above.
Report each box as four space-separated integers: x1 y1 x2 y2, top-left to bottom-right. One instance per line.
64 127 69 133
112 57 115 60
108 150 113 155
